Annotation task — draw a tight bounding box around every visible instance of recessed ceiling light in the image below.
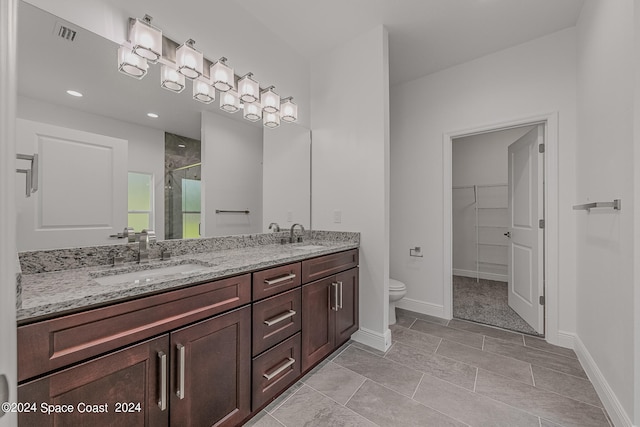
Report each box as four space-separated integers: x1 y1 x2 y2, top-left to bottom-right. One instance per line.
147 113 159 118
66 90 83 97
177 144 186 148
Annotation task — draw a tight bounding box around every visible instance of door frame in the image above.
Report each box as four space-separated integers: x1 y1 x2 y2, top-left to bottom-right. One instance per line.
443 112 559 343
0 0 18 425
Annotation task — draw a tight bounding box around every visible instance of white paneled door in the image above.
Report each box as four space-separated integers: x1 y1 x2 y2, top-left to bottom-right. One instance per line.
507 124 544 334
15 119 128 250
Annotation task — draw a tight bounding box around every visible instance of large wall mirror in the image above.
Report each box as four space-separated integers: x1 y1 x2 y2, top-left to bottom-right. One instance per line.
15 1 311 251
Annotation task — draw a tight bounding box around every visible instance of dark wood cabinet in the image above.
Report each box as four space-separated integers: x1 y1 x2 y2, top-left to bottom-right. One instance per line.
335 268 359 344
301 266 359 371
18 274 251 382
252 333 301 409
18 248 359 426
301 276 336 370
18 335 169 427
18 306 251 427
170 306 251 427
252 288 302 356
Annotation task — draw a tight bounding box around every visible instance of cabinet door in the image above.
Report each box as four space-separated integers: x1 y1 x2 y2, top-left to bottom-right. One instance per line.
18 335 169 427
301 277 336 371
335 268 359 345
170 306 251 427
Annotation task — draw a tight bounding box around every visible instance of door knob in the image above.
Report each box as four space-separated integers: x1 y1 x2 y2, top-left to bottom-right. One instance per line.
504 232 511 238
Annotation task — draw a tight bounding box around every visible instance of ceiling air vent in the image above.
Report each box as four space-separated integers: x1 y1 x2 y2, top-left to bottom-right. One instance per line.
54 22 77 42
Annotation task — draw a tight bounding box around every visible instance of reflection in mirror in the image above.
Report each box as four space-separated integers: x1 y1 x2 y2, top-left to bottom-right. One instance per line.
164 133 201 240
15 1 310 251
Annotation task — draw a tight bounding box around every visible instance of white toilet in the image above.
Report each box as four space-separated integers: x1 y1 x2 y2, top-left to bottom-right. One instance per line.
388 278 407 325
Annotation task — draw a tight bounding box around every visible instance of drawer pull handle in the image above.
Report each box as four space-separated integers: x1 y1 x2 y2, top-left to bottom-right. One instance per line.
158 351 167 411
264 310 297 326
264 273 296 286
263 357 295 380
176 344 185 400
338 281 343 309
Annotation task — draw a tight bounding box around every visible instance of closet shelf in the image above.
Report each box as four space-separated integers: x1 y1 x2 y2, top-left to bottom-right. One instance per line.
476 261 508 266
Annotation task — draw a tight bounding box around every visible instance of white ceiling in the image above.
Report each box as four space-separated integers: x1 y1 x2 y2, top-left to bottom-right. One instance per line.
17 0 585 140
236 0 585 85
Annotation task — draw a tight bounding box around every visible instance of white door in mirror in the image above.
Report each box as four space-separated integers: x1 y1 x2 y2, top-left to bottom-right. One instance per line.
16 119 128 251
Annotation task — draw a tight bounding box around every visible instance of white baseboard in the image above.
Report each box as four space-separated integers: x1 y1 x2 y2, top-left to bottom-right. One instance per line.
553 330 576 350
395 298 446 319
351 327 391 352
562 332 634 427
453 268 507 282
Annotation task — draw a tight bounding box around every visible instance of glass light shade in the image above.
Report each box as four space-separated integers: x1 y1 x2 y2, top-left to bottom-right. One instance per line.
117 45 148 79
261 87 280 113
193 78 215 104
243 101 262 121
280 98 298 122
160 65 185 92
220 90 240 113
210 60 234 92
238 74 259 103
263 111 280 128
130 18 162 63
176 42 203 79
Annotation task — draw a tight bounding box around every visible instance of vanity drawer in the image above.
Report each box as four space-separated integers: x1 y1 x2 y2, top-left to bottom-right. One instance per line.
18 273 251 382
301 249 358 283
252 332 301 410
252 288 301 356
252 263 301 301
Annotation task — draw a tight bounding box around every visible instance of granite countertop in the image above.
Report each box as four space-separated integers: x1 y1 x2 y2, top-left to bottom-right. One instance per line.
18 240 358 324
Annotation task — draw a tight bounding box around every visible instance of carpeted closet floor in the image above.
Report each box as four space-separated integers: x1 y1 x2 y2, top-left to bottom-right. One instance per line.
453 275 542 336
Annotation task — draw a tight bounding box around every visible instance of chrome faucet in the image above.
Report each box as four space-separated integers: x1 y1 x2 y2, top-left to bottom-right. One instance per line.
289 223 305 243
136 229 156 263
268 222 281 232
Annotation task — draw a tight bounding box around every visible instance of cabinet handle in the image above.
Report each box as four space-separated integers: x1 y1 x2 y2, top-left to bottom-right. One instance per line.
158 351 167 411
331 282 339 311
264 310 296 326
176 344 185 400
264 273 296 286
263 358 295 381
338 281 343 310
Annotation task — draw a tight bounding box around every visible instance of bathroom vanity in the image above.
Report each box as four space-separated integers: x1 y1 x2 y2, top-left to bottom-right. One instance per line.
15 232 359 426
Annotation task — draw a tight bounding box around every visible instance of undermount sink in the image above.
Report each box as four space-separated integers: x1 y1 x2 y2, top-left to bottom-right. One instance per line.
292 245 326 250
93 263 211 286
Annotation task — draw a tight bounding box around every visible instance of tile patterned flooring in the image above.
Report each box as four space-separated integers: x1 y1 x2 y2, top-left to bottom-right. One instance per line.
244 309 611 427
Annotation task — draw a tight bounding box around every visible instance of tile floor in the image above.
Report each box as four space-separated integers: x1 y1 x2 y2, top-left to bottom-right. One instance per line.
244 309 611 427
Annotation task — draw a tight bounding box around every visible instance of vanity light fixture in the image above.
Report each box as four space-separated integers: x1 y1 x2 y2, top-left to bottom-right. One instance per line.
220 89 240 113
193 78 215 104
176 39 203 79
117 45 148 79
160 64 185 92
66 90 83 97
263 111 280 128
280 97 298 122
129 15 162 63
238 73 259 103
118 14 299 128
243 101 262 121
261 86 280 114
210 57 234 92
147 112 159 118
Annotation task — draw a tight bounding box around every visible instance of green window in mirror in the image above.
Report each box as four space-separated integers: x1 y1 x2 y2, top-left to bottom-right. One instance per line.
182 178 201 238
128 172 153 232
